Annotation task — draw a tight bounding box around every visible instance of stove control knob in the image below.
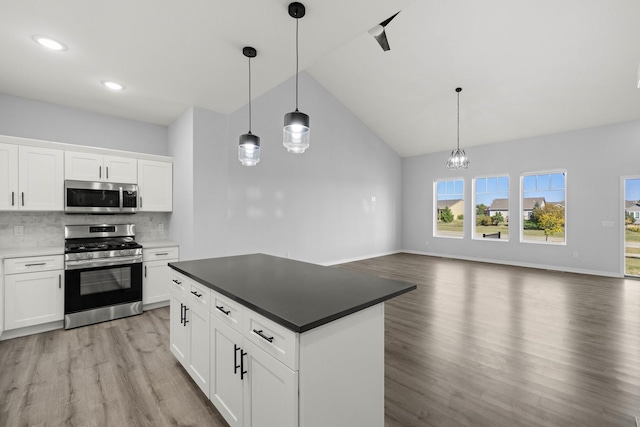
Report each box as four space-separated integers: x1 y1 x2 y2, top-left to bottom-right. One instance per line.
87 252 94 259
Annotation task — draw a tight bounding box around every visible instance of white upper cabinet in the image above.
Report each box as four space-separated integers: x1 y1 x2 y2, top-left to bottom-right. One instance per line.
138 159 172 212
0 143 19 210
1 142 64 211
65 151 137 183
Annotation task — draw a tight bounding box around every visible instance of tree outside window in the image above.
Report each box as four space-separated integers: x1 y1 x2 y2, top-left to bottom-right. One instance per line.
474 176 509 240
435 179 464 238
521 172 566 243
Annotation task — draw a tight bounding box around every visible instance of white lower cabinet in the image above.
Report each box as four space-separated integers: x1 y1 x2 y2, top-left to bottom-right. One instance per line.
242 339 298 427
143 246 179 306
210 318 245 427
210 314 298 427
4 255 64 330
169 277 210 398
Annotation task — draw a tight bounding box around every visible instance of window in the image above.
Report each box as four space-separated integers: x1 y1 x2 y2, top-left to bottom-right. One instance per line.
435 178 464 238
474 175 509 240
521 171 566 244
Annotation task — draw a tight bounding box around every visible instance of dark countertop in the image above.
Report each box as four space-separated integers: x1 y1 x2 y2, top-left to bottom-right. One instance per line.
169 253 416 333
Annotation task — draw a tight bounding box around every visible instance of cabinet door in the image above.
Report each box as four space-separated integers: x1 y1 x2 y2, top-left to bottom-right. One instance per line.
138 160 172 212
243 340 298 427
210 317 245 427
104 156 137 183
0 143 18 210
4 270 64 330
170 292 189 367
64 151 103 181
143 259 177 305
187 302 210 397
18 146 64 210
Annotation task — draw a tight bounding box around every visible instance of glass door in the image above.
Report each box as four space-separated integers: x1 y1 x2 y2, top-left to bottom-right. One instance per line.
624 178 640 276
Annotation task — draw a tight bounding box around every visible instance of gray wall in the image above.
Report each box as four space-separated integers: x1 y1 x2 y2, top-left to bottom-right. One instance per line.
0 93 167 155
402 120 640 277
169 72 403 265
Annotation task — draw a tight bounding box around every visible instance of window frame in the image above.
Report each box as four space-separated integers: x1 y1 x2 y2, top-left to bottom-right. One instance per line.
519 169 567 245
433 177 465 239
472 174 510 242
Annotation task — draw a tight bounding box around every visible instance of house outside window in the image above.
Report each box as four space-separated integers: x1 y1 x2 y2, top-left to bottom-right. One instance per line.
474 175 509 241
521 171 566 244
435 178 464 238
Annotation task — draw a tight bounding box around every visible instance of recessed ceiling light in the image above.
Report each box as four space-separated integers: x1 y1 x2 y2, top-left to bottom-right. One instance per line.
33 35 67 51
101 81 125 91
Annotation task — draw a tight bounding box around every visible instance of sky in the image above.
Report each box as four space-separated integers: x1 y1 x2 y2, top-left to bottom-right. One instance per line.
626 178 640 201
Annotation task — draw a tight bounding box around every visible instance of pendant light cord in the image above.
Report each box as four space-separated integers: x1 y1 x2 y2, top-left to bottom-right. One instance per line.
295 18 299 111
248 56 252 133
457 90 460 150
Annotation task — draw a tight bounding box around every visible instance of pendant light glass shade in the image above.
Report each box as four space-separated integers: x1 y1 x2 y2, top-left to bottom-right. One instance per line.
239 132 260 166
283 2 310 154
446 148 469 169
283 110 309 153
446 87 469 169
238 47 260 166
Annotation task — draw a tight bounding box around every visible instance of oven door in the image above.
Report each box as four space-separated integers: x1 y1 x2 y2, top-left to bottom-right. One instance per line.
65 261 143 314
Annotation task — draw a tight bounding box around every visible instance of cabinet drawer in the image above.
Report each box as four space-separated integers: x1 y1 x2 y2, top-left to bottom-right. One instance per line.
4 255 64 275
244 310 299 370
143 246 179 262
187 280 210 312
170 272 188 293
211 291 243 333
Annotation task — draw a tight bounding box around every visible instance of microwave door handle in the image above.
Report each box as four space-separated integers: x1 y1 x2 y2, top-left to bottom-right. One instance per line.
119 186 123 211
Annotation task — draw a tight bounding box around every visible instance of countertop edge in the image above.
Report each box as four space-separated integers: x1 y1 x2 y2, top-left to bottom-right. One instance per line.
168 262 416 333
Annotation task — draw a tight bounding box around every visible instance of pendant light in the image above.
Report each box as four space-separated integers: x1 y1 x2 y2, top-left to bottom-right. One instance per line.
283 2 310 154
238 46 260 166
446 87 470 170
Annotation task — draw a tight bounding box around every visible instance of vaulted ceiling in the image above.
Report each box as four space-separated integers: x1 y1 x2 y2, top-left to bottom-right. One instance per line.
1 0 639 157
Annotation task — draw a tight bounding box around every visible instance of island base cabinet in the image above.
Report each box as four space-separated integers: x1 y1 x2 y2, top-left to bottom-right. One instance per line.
210 318 298 427
211 319 244 427
170 294 188 365
242 340 298 427
298 304 384 427
170 290 210 398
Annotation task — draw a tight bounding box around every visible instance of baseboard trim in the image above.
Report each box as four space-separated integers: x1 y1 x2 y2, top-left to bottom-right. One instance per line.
322 250 401 266
401 250 621 278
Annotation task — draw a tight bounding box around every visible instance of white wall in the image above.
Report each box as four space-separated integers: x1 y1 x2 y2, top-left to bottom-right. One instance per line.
168 73 403 265
402 120 640 277
224 73 402 264
0 93 167 155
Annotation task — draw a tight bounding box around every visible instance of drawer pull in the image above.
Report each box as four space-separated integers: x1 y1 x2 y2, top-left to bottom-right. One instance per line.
25 263 46 267
172 279 182 285
155 252 169 256
216 305 230 316
253 329 274 343
191 291 203 298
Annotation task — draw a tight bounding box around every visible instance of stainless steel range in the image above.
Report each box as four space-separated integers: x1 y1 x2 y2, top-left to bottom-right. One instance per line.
64 224 143 329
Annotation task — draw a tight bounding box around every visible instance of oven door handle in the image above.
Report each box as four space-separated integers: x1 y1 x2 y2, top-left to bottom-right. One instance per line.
65 256 143 270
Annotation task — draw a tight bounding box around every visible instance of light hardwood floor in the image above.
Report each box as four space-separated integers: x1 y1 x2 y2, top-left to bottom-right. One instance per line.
1 253 640 426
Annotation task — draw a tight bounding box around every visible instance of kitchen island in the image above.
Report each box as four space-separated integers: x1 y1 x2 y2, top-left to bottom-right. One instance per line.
168 253 415 427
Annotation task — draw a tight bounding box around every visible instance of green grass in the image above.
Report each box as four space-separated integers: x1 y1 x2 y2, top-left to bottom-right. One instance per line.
625 257 640 276
625 229 640 242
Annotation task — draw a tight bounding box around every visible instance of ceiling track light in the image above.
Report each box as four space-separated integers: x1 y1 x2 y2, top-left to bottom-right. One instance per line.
283 2 310 154
238 46 261 167
446 87 470 170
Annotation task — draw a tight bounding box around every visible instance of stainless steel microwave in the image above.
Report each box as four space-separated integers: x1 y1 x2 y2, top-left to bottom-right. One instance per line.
64 180 139 214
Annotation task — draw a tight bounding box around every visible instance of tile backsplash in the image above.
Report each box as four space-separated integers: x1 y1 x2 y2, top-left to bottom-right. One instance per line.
0 212 171 249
